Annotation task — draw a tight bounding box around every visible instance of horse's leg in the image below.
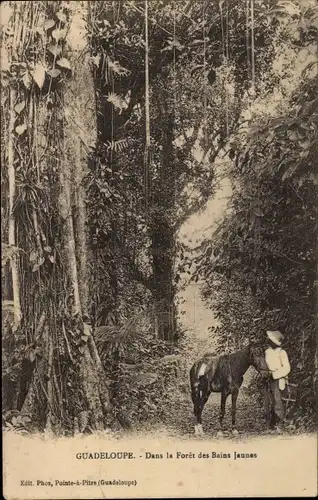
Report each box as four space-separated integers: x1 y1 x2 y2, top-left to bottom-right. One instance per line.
193 387 209 436
231 387 239 435
216 389 229 437
193 399 204 436
196 392 210 436
194 376 210 436
219 390 229 430
192 386 202 435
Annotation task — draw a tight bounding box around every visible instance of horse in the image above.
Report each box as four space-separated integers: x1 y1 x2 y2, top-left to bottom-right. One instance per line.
189 344 269 436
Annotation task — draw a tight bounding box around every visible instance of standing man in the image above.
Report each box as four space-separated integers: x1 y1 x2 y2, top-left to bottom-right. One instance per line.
265 330 291 432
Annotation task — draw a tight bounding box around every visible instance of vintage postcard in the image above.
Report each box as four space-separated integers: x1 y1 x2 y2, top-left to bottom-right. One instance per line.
1 0 317 498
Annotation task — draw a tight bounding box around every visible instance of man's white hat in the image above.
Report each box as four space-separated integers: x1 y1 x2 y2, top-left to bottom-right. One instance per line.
266 330 284 346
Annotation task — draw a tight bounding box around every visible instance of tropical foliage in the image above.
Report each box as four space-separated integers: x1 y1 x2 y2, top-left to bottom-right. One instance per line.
194 3 318 423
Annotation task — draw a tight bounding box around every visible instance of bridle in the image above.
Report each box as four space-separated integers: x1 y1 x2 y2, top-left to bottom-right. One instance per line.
225 345 270 391
252 354 271 378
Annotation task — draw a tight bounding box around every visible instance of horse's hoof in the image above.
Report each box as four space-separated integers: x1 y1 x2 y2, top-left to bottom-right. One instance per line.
195 424 204 436
197 424 204 436
216 430 224 438
232 429 239 436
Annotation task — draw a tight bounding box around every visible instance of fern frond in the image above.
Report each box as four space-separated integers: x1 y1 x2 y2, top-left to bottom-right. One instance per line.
103 54 130 85
106 92 127 111
107 59 130 77
94 312 152 363
105 138 130 153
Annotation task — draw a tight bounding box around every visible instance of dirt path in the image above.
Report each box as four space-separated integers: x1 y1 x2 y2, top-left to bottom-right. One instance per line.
141 384 309 443
166 388 266 438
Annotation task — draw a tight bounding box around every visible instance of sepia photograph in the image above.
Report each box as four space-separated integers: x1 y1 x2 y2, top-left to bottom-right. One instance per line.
1 0 317 498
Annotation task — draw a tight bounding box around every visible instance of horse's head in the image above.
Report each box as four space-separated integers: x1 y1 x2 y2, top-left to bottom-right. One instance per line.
247 344 270 376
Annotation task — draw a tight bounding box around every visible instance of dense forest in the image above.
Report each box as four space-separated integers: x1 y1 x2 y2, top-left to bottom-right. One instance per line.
1 0 317 435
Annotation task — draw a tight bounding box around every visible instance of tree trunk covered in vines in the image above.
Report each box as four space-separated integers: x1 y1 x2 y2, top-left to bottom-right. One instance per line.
59 23 113 430
72 136 89 318
58 131 82 316
5 1 115 434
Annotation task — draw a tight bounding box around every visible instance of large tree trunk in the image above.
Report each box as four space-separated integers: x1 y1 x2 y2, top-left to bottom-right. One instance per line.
151 217 177 341
150 109 177 341
20 2 114 433
72 136 89 317
58 138 82 315
60 12 113 430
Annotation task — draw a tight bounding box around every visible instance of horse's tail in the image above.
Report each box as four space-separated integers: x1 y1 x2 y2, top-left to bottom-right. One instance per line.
190 361 208 410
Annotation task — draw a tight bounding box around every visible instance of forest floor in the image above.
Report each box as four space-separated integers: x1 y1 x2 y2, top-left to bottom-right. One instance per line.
135 374 303 441
161 387 267 439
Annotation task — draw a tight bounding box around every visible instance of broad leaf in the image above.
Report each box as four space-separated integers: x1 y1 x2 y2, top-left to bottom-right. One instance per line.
22 72 32 89
29 250 38 262
14 101 26 115
44 19 55 30
15 124 27 135
48 44 62 57
56 58 71 70
52 28 67 41
56 11 67 23
47 68 61 78
32 64 46 89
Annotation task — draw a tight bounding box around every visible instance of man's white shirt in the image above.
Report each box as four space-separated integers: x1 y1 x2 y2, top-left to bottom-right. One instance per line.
265 347 291 390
